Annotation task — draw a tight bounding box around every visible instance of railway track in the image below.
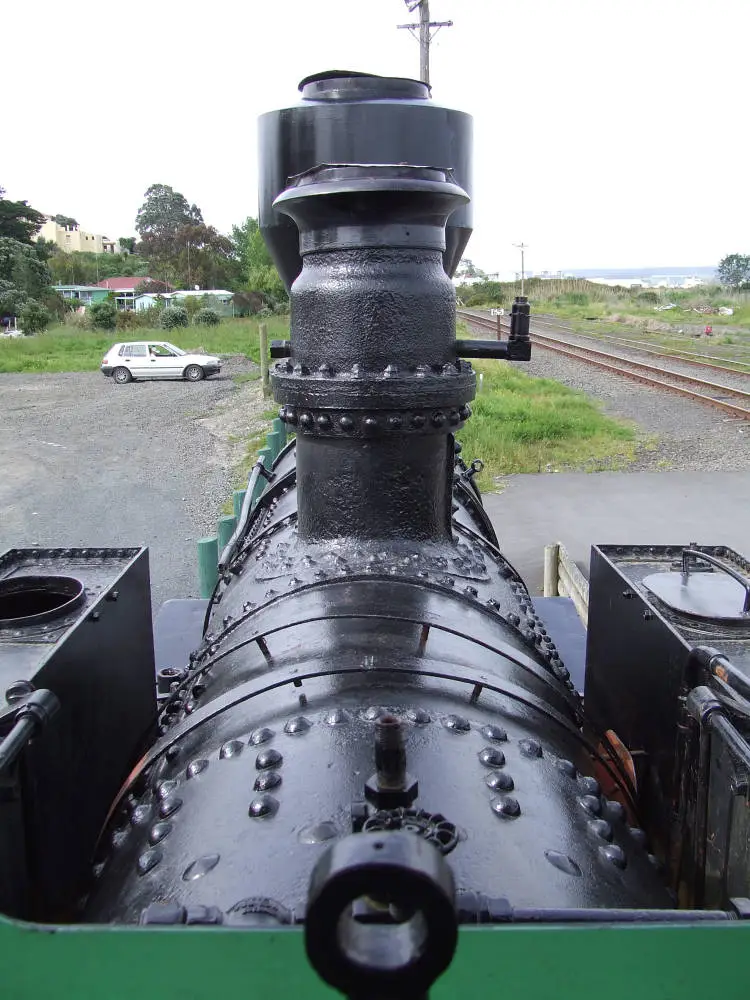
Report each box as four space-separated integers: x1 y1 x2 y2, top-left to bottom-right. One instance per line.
457 309 750 422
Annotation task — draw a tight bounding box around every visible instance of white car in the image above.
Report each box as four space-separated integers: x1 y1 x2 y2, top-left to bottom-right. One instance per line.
101 341 221 384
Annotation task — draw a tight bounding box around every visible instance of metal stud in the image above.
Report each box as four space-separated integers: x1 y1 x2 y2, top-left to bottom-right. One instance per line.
254 770 282 791
599 843 627 869
407 708 431 725
605 799 626 822
578 795 602 817
157 779 179 800
556 759 577 778
316 414 332 430
131 804 152 826
137 848 163 876
443 714 470 733
578 775 600 796
248 794 279 818
387 415 402 430
479 724 507 743
486 772 514 792
159 794 183 819
491 795 521 818
340 415 354 430
363 417 378 430
629 826 648 848
219 739 244 759
478 747 506 768
325 708 351 726
284 716 311 736
544 850 582 876
256 749 283 770
588 819 613 841
364 706 387 721
411 414 426 429
519 738 543 758
149 821 173 845
183 854 220 881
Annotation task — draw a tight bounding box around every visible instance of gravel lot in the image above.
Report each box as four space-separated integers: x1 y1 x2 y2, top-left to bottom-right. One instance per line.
514 346 750 472
0 357 267 611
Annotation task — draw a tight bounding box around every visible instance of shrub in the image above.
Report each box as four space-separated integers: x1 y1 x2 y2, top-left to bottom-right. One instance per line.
158 306 189 329
194 307 220 326
564 292 589 306
116 309 140 331
19 299 51 334
89 301 118 330
636 291 659 304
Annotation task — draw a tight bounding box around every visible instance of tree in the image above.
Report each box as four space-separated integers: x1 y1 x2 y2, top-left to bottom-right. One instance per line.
136 184 202 251
717 254 750 288
53 214 78 229
0 237 52 299
0 187 46 245
456 258 487 281
230 216 260 281
0 279 28 317
89 301 118 330
20 300 51 334
119 237 136 254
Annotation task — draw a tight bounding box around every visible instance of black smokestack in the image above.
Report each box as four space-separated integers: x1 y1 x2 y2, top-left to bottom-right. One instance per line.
273 163 474 541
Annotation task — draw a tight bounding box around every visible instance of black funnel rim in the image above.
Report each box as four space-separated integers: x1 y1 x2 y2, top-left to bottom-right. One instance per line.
298 70 431 101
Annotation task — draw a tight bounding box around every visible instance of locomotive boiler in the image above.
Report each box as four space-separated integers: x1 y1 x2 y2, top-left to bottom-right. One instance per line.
1 71 750 1000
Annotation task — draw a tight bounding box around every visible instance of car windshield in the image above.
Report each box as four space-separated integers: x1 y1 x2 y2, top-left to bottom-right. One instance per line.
162 343 186 356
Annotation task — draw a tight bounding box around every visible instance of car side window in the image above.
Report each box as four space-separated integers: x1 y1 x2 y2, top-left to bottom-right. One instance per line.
119 346 129 357
131 345 148 357
148 344 174 357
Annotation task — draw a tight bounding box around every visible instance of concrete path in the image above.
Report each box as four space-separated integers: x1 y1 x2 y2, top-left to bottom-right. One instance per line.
483 471 750 596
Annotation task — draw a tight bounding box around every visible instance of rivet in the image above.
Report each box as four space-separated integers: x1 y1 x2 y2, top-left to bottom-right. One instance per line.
519 738 543 758
588 818 614 841
544 850 582 876
299 413 313 428
149 821 173 845
131 804 152 826
459 404 471 420
316 414 332 430
605 799 626 822
249 794 279 818
137 848 163 875
256 748 283 770
284 716 311 736
165 744 181 762
363 417 378 430
157 779 179 800
443 714 470 733
407 708 431 725
431 412 446 427
578 775 600 796
183 854 220 881
254 770 282 791
286 409 298 425
448 410 460 425
647 853 662 870
220 739 244 759
299 821 339 844
556 759 577 778
411 414 426 428
629 826 648 848
159 794 183 818
339 415 354 430
480 724 508 743
463 585 478 597
486 771 514 792
325 708 351 726
388 415 402 430
318 363 333 375
111 829 129 850
364 706 387 721
478 746 506 768
491 795 521 818
599 843 627 869
579 794 602 817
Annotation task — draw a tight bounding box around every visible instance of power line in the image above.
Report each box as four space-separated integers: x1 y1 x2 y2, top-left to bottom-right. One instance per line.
396 1 452 87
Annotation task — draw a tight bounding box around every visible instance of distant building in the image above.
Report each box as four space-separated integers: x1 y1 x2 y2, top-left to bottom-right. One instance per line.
38 218 121 255
96 277 169 310
135 290 234 314
53 285 112 307
587 275 706 290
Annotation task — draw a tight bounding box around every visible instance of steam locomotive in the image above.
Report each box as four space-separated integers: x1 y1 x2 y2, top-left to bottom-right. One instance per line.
1 71 749 1000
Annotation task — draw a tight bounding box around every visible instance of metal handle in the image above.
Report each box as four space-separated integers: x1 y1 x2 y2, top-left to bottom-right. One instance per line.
681 548 750 613
0 689 60 776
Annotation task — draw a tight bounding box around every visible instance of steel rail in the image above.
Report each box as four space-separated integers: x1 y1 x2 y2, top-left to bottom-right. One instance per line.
457 310 750 421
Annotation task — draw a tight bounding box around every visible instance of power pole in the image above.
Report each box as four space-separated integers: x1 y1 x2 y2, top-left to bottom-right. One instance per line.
397 1 452 87
513 243 528 297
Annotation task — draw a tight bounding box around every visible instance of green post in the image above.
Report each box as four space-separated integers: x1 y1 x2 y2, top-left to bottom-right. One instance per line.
233 489 246 519
273 417 287 448
266 430 282 460
217 515 237 552
259 322 271 398
197 536 219 599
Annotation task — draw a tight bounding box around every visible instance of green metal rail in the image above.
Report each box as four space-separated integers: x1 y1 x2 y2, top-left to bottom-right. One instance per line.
196 416 287 599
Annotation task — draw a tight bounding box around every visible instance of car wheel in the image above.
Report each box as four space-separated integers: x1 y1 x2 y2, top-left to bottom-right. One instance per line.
112 367 132 384
184 365 205 382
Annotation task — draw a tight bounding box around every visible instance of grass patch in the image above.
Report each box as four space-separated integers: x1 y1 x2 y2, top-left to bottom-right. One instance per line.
221 407 286 515
458 362 636 489
0 317 290 374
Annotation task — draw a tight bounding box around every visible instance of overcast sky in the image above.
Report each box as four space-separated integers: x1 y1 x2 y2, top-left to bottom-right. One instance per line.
4 0 748 276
